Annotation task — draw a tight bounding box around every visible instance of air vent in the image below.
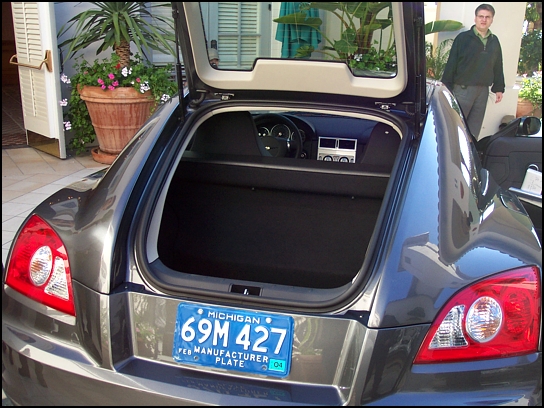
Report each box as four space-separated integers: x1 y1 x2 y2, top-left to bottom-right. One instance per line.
317 137 357 163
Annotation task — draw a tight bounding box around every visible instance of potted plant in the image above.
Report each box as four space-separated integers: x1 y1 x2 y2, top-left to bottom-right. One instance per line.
274 2 396 74
274 2 462 76
516 71 542 118
57 2 177 164
425 38 454 80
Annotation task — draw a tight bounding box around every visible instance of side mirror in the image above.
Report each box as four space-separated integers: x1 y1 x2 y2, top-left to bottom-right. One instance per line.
517 116 541 136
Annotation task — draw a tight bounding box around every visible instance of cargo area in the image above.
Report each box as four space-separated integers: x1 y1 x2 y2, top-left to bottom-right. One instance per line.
157 158 390 288
154 110 401 290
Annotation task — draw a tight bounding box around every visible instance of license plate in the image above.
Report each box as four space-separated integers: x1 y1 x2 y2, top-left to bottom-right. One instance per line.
172 304 294 378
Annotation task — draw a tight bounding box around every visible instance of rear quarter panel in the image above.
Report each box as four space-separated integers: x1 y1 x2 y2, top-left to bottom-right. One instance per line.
368 83 542 329
23 99 181 294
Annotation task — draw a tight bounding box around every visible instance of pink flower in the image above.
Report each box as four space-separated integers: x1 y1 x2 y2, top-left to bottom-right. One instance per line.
97 78 105 85
101 85 106 90
136 78 141 83
108 73 115 80
108 85 115 91
112 81 119 87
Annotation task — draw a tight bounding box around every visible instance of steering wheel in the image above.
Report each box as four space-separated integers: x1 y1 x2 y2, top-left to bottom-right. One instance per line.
254 113 303 158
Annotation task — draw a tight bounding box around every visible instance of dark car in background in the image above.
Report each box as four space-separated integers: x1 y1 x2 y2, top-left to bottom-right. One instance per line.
2 2 541 405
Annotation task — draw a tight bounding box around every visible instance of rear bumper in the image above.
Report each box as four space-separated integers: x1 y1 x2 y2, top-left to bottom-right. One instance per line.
3 335 541 406
2 283 542 406
2 334 340 406
4 319 542 406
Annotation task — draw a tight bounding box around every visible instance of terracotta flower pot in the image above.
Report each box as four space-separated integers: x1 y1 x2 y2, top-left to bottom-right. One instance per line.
516 98 541 118
78 86 156 163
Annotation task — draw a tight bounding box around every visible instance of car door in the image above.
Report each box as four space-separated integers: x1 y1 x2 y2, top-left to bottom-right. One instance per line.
478 116 542 243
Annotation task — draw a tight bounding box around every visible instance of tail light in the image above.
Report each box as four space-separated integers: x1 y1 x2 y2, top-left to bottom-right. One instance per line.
414 266 540 364
5 214 76 316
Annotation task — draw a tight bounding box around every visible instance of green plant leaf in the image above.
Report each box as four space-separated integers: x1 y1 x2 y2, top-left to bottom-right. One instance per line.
274 1 397 73
334 39 359 55
425 38 454 79
294 45 315 58
273 12 323 30
425 20 463 35
374 19 393 30
342 27 358 43
362 22 384 32
346 2 371 19
518 73 542 108
518 30 542 76
57 2 175 60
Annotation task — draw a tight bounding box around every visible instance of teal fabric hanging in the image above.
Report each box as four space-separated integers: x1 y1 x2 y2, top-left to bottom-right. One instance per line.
275 2 321 58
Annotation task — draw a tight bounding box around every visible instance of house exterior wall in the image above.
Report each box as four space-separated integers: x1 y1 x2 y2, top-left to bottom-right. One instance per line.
55 3 103 79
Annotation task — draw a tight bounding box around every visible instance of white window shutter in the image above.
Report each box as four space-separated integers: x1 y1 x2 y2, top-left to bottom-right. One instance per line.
11 2 66 158
217 2 260 69
150 2 177 65
12 3 47 121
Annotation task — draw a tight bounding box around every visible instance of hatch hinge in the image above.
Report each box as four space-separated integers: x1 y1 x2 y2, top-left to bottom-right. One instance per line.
403 102 416 116
375 102 396 112
188 90 208 108
216 93 234 101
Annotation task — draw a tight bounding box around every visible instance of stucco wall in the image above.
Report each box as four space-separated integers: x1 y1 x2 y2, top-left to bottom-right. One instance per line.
55 3 104 78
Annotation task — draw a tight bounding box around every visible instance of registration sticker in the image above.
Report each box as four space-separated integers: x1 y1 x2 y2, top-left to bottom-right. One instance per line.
172 304 294 377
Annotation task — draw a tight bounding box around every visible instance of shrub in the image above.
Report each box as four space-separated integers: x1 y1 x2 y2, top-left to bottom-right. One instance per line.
518 71 542 113
518 30 542 76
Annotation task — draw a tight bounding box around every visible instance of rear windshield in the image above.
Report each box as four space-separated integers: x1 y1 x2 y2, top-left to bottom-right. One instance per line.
200 2 396 78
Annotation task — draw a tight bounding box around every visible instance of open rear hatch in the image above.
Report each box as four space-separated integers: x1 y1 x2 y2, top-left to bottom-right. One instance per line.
136 2 425 309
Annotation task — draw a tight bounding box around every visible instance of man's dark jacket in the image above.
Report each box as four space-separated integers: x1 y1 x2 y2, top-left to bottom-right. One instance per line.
441 25 505 94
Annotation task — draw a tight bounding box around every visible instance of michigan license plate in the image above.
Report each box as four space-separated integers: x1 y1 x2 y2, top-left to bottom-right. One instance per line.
172 304 294 377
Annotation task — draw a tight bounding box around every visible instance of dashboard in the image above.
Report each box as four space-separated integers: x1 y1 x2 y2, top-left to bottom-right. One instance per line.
253 112 379 162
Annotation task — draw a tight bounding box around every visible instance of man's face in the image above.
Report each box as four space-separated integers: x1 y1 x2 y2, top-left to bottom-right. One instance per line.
474 9 494 31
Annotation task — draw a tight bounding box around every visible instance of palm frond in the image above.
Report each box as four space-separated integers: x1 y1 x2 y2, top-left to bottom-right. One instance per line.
57 2 175 60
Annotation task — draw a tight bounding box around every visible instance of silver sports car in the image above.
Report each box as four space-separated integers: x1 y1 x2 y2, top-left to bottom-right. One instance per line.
3 2 541 405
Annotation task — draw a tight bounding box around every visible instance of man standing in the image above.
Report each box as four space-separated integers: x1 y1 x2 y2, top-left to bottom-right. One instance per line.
442 4 505 138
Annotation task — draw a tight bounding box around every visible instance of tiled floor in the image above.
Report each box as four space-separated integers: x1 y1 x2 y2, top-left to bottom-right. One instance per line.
2 148 108 267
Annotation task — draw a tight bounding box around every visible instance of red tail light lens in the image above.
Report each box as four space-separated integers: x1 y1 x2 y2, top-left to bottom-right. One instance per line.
5 214 76 316
414 266 540 364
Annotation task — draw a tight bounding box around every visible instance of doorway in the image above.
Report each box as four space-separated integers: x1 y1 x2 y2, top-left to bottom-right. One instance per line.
2 2 27 149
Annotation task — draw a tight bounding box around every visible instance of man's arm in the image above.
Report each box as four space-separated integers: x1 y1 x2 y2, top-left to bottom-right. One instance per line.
441 38 459 92
490 40 505 96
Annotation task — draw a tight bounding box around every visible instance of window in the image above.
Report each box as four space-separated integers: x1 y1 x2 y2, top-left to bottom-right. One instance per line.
201 2 271 69
150 2 177 65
